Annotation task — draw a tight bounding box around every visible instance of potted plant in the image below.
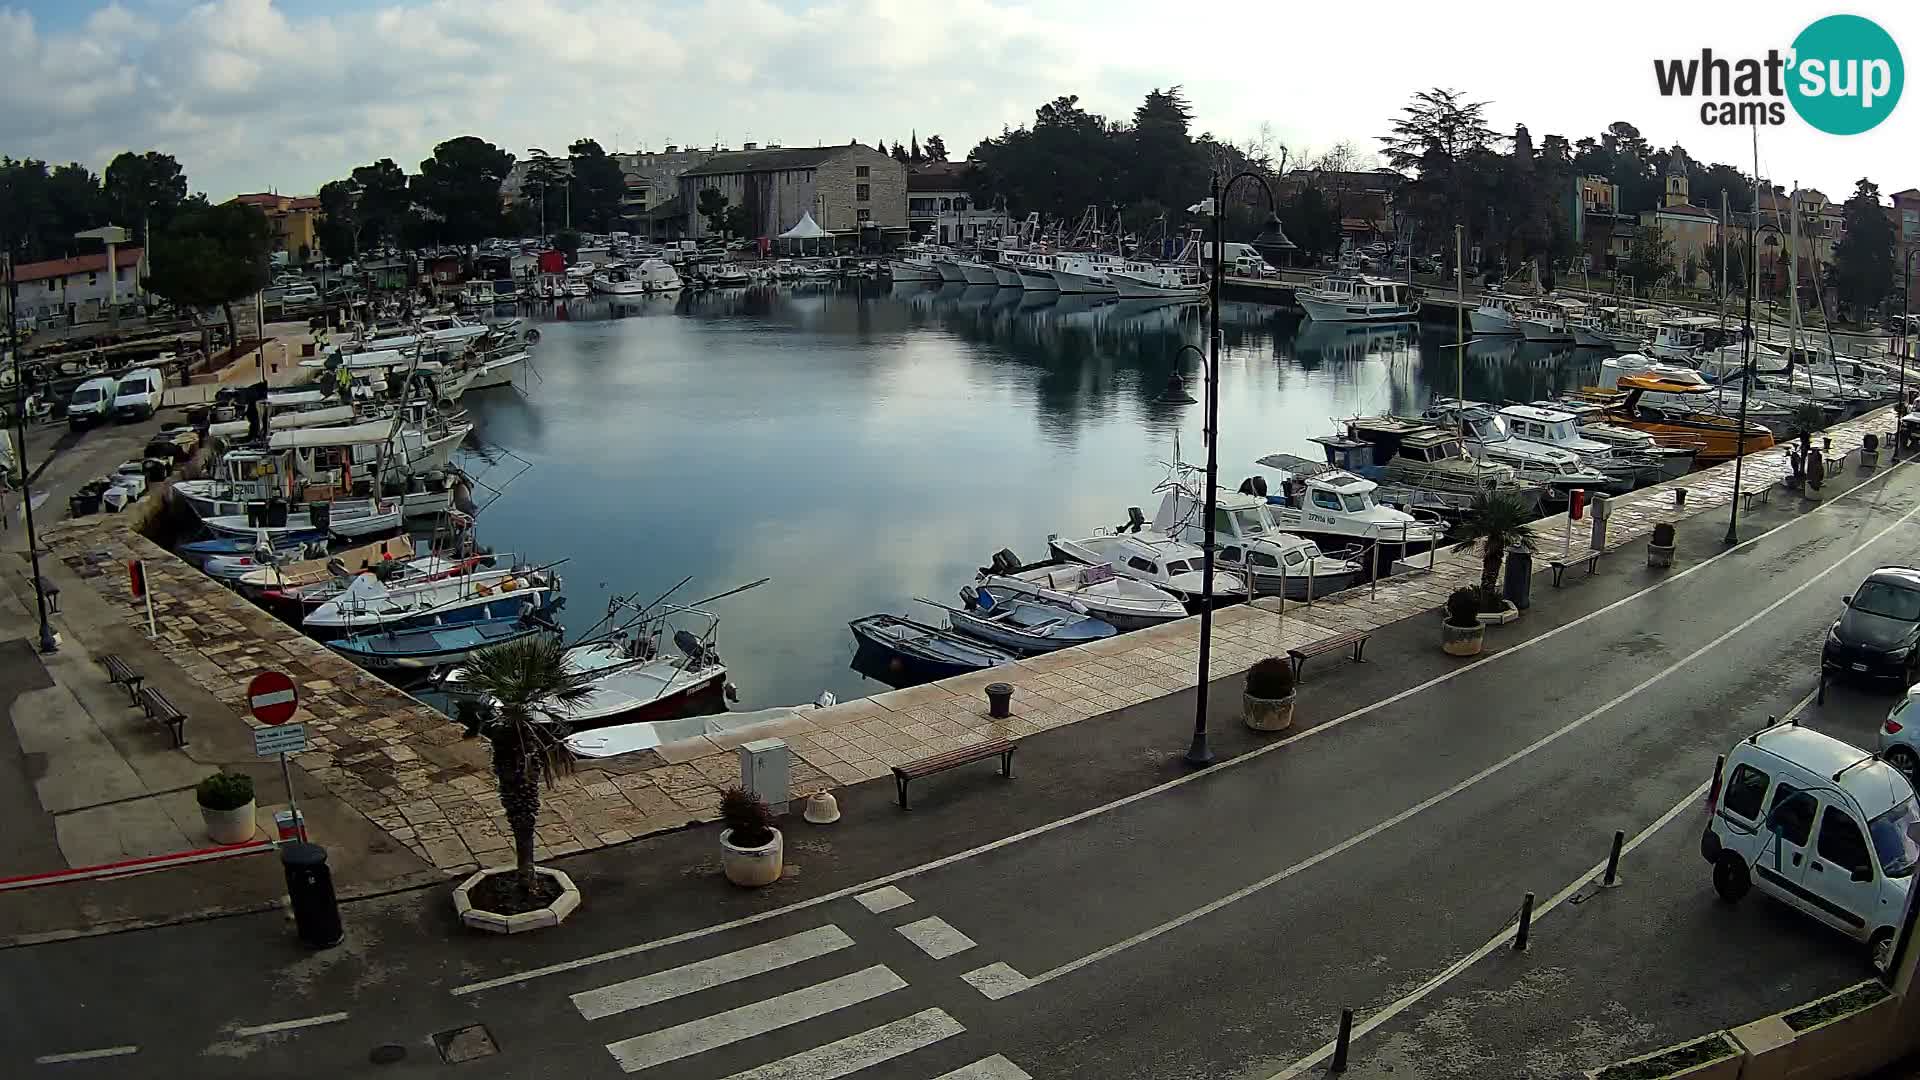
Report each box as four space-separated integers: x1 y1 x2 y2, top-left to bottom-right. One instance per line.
1459 489 1535 623
1648 521 1677 568
1862 431 1880 469
196 770 257 844
720 787 783 887
449 637 594 932
1442 587 1485 656
1243 657 1296 732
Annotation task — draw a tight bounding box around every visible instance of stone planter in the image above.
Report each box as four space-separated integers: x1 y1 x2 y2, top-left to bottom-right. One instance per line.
1647 542 1675 569
1243 691 1295 732
1731 980 1898 1080
721 827 784 887
1476 601 1519 626
201 799 257 845
1442 620 1484 656
454 866 581 934
1584 1032 1741 1080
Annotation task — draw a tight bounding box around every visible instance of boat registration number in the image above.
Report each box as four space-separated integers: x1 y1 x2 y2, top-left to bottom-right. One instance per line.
1852 663 1870 672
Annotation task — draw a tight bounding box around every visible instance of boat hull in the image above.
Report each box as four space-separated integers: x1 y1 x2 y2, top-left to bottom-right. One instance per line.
958 262 999 286
991 265 1023 288
933 260 968 283
849 615 1014 682
1111 274 1204 300
1298 294 1418 322
1518 319 1574 343
1014 267 1060 292
1469 308 1521 335
1048 269 1116 295
889 262 941 283
330 619 549 671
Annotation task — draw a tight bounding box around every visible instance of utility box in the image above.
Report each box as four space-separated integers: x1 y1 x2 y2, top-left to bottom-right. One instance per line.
1589 492 1612 550
738 738 790 815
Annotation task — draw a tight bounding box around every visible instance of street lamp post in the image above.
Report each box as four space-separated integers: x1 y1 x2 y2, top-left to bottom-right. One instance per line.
1724 193 1759 547
1184 169 1285 768
5 245 59 653
1899 248 1916 460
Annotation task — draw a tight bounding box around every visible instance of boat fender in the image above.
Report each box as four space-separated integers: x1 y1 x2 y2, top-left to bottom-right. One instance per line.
1068 599 1091 615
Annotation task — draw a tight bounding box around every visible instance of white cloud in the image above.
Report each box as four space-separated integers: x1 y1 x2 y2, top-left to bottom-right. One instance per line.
0 0 1913 201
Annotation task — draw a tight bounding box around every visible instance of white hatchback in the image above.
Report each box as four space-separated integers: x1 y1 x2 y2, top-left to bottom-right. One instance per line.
1701 723 1919 973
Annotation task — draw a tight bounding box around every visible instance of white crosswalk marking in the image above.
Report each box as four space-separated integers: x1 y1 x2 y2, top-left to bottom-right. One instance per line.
935 1055 1035 1080
895 916 976 960
960 962 1031 1000
573 926 855 1020
604 964 907 1073
718 1007 963 1080
853 886 914 913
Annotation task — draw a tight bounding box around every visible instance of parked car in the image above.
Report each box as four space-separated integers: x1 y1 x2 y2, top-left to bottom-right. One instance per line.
1882 689 1920 777
1822 567 1920 686
1702 723 1917 973
114 367 165 421
67 376 119 430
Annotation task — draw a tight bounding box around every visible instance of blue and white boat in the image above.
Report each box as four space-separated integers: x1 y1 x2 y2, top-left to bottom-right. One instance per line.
329 614 557 672
178 530 325 563
302 567 559 638
940 589 1116 655
849 614 1017 682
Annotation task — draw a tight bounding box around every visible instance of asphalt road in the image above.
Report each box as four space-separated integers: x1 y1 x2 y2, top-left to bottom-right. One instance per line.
7 461 1920 1078
4 410 171 551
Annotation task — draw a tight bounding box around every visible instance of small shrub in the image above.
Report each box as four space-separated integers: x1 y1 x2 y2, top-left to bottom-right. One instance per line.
196 770 254 811
1245 657 1295 699
721 787 776 847
1864 432 1879 453
1651 522 1676 547
1446 588 1482 628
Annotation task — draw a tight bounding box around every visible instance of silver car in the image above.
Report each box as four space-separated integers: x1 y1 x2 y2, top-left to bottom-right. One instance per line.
1881 687 1920 776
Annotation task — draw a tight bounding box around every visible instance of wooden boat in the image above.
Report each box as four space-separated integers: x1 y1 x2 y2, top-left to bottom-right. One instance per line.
1580 368 1775 465
237 535 416 609
328 614 555 671
938 590 1117 655
849 614 1017 682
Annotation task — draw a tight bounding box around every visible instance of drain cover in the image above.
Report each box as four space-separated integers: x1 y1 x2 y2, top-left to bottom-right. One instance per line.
369 1044 407 1065
433 1024 499 1064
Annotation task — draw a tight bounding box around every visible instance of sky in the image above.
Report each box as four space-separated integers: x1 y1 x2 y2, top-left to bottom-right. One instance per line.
1 0 1915 203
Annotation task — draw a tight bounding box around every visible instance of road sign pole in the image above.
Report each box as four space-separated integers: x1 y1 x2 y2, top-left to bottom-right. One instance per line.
280 750 305 843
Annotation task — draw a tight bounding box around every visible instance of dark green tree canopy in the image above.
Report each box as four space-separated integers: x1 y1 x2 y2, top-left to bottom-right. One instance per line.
568 139 626 233
104 150 188 242
1829 178 1895 321
411 136 514 245
142 201 271 336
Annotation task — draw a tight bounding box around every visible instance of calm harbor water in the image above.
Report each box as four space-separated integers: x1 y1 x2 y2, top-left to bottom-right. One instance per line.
457 284 1605 709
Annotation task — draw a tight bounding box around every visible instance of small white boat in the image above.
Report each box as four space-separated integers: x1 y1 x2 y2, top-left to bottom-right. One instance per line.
1048 530 1248 605
888 251 943 283
564 694 837 760
1469 295 1523 335
303 566 554 636
1047 253 1119 295
1001 250 1061 292
446 627 726 728
976 552 1187 632
1109 262 1206 300
201 498 403 541
465 350 527 391
1297 275 1419 322
1149 487 1365 598
1248 456 1450 552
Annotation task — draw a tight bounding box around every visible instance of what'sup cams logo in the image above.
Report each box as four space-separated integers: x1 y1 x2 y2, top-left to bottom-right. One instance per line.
1653 14 1903 134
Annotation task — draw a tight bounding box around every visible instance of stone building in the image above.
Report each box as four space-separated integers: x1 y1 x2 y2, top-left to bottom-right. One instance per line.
678 143 907 247
1636 148 1720 285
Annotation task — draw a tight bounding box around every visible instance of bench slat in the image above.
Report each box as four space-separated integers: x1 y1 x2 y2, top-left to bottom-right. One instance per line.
1289 630 1369 659
897 739 1013 778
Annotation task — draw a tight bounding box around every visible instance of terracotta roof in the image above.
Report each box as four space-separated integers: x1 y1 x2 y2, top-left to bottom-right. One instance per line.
287 196 320 211
11 248 145 284
230 193 319 212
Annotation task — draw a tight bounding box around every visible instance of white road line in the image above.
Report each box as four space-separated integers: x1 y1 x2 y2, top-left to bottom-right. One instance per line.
1265 687 1820 1079
450 461 1913 998
935 1055 1035 1080
853 886 914 913
719 1007 963 1080
231 1012 350 1038
34 1046 140 1064
604 965 906 1074
960 962 1031 1000
896 916 976 960
1011 497 1915 994
573 926 854 1021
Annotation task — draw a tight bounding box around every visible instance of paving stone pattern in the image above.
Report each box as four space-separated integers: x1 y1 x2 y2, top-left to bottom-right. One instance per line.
41 408 1896 878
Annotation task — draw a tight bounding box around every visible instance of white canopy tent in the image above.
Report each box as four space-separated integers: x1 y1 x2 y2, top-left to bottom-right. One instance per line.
778 212 831 255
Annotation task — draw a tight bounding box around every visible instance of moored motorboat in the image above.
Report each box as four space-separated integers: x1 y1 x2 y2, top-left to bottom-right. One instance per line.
939 590 1116 654
975 551 1187 632
329 613 556 672
1048 529 1249 607
849 614 1017 682
1297 275 1418 322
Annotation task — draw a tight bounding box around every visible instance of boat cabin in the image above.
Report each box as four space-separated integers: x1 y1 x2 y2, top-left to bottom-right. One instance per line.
1310 275 1414 307
1498 404 1610 455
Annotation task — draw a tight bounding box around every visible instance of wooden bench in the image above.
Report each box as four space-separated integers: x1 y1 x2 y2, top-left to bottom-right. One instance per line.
1550 549 1604 586
1737 484 1773 513
101 653 144 704
1287 630 1371 680
137 685 187 748
893 737 1014 809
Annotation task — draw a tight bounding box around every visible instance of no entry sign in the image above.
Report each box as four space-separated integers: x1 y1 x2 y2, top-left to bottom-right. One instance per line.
247 670 299 726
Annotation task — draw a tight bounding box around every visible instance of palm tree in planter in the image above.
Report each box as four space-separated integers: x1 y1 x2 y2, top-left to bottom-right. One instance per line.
1441 587 1485 656
1459 489 1538 619
1243 657 1296 732
452 636 595 926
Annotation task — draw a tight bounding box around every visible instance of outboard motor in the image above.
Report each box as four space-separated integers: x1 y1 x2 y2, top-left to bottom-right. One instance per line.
673 630 718 668
308 501 331 532
959 585 980 609
989 548 1021 575
1121 506 1147 533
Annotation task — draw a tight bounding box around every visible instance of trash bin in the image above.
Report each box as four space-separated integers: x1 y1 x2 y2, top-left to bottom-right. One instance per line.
1503 548 1533 611
280 842 343 948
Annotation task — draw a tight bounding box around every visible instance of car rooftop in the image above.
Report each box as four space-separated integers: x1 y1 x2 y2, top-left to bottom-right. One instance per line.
1865 566 1920 587
1749 725 1914 817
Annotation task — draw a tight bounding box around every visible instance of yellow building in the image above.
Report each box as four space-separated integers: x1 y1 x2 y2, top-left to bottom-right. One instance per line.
231 193 323 263
1636 148 1720 286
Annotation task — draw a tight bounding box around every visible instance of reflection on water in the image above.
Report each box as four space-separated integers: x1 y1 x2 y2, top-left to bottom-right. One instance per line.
461 284 1603 707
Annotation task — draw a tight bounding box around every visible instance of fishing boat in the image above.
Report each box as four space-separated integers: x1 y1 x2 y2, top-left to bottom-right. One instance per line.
1002 250 1062 292
1048 529 1249 606
887 250 943 283
1108 262 1205 300
1048 253 1120 295
465 350 528 391
1426 399 1618 496
200 498 404 542
1148 486 1365 598
1247 456 1450 553
1647 315 1718 361
328 612 556 672
1312 417 1545 513
935 590 1116 655
302 566 557 637
1296 275 1418 322
989 258 1024 288
1514 298 1580 344
447 627 728 727
975 551 1188 632
1469 294 1523 336
849 614 1017 682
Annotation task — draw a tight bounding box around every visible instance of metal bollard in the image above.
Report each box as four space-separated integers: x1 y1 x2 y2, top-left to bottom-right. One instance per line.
1330 1007 1354 1073
1514 891 1535 952
1601 830 1626 888
1306 557 1315 604
1371 542 1380 599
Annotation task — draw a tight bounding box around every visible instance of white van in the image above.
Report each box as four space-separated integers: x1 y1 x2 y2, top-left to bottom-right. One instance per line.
68 376 120 430
1701 723 1919 973
1203 242 1274 278
114 367 165 421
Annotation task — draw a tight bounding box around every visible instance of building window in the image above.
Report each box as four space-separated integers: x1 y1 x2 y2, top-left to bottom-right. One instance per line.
857 209 872 223
88 272 98 286
855 165 870 178
856 184 870 202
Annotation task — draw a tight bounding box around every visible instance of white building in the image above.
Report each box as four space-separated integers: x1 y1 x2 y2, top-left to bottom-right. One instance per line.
907 163 1007 246
7 247 147 326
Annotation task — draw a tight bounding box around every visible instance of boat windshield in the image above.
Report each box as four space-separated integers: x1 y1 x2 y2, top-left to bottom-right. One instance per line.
1549 420 1577 443
1853 581 1920 621
1233 509 1268 536
1341 493 1368 513
1870 797 1920 877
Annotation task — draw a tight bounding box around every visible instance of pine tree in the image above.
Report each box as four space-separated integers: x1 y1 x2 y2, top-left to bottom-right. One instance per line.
1829 178 1895 322
910 131 923 163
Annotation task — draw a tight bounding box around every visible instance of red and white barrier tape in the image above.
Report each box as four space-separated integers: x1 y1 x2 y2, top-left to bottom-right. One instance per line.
0 840 276 892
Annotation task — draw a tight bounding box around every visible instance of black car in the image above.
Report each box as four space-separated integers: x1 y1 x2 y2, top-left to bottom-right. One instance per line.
1823 567 1920 685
